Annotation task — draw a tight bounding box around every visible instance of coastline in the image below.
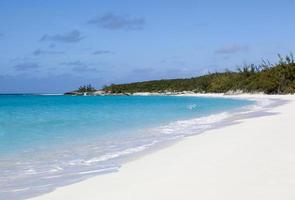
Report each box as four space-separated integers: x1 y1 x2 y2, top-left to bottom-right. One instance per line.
30 94 295 200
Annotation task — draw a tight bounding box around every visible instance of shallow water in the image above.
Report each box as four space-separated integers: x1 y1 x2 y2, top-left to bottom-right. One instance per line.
0 95 253 199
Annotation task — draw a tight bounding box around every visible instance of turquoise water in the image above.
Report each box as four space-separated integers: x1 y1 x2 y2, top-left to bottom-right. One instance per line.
0 95 253 199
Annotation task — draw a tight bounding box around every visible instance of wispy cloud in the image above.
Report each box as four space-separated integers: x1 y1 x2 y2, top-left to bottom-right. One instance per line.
215 45 249 54
93 50 114 55
0 74 106 94
14 62 40 71
60 61 98 73
87 13 145 30
72 66 98 73
60 61 85 67
48 43 56 48
33 49 65 56
132 68 155 74
40 30 84 43
129 67 196 82
160 56 187 67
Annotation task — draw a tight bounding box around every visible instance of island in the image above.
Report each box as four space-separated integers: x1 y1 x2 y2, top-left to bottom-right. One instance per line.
65 54 295 96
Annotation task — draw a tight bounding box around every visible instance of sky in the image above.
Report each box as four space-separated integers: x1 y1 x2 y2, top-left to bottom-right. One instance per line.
0 0 294 93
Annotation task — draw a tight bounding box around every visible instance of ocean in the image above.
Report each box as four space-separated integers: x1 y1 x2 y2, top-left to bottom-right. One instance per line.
0 95 253 199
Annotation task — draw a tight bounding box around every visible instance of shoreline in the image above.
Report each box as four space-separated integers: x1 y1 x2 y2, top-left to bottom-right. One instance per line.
2 94 258 200
29 94 295 200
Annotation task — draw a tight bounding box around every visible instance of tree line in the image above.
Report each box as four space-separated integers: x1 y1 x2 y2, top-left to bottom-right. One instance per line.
103 54 295 94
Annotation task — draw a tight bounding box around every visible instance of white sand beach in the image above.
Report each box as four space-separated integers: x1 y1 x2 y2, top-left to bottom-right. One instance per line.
30 94 295 200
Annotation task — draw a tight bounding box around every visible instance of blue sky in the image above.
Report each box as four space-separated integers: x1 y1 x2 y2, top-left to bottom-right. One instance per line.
0 0 294 93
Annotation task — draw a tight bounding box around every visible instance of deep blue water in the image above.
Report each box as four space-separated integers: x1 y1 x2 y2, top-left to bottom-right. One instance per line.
0 95 253 200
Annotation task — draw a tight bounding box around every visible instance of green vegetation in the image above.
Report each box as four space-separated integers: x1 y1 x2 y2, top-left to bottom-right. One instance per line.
77 84 96 93
65 84 97 95
103 54 295 94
